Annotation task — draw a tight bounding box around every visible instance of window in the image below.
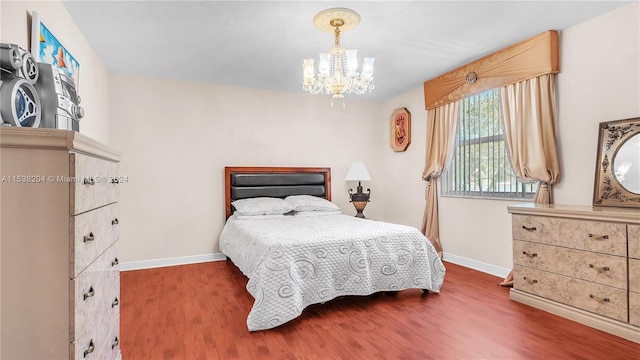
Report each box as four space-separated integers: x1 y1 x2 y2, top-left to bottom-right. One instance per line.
441 89 536 199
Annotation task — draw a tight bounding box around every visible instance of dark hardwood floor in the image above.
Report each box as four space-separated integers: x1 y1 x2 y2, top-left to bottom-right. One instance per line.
120 261 639 359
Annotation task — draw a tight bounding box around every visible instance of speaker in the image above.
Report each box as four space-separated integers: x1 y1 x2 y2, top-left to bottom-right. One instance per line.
0 77 42 127
0 43 22 71
0 41 39 84
0 42 41 127
18 51 39 85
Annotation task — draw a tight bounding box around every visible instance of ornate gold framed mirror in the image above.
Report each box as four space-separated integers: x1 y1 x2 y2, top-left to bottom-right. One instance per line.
593 117 640 208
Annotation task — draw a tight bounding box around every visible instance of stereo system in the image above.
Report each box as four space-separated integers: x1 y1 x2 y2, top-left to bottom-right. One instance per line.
36 62 84 131
0 41 83 131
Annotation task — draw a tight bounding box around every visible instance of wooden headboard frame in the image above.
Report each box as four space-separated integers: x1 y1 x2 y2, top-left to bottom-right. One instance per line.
224 166 332 219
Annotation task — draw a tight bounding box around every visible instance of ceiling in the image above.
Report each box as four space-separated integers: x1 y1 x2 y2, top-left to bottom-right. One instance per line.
61 0 631 102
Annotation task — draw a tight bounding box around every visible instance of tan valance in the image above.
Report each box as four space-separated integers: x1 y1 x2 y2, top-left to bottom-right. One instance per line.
423 30 559 110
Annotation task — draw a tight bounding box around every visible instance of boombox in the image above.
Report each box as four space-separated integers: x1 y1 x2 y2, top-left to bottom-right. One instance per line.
0 42 41 127
36 63 84 131
0 41 84 131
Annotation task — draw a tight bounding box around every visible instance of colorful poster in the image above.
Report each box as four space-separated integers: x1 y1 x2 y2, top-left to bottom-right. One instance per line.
31 11 80 90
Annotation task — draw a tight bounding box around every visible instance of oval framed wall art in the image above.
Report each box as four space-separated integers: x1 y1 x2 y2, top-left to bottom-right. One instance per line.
389 107 411 152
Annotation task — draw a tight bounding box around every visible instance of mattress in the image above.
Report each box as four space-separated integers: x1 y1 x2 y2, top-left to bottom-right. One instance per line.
219 213 446 331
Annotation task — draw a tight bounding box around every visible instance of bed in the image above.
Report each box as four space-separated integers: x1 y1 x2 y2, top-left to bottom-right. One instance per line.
219 166 446 331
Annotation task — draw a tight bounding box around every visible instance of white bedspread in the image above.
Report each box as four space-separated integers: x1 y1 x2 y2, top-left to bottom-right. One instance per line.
219 214 446 331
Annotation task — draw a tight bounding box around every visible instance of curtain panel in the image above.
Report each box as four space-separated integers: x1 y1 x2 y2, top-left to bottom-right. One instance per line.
500 74 560 203
424 30 559 110
421 101 460 257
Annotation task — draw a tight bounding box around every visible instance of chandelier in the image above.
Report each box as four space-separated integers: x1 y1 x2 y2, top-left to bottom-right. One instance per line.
302 8 375 107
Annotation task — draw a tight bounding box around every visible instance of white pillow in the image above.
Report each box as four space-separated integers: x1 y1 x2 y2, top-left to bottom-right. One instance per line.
234 214 287 220
293 210 342 217
284 195 340 212
231 197 293 216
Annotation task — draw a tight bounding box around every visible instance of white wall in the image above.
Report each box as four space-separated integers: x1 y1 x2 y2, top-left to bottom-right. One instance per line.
380 2 640 276
0 0 110 143
108 75 383 266
379 87 429 230
554 2 640 206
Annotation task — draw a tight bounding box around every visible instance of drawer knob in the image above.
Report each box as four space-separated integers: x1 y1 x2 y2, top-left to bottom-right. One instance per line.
112 218 119 225
589 294 610 303
112 297 119 308
83 339 95 358
83 232 95 242
589 263 610 272
83 286 95 300
588 233 609 240
83 177 95 185
523 276 538 284
111 257 119 266
522 251 538 258
522 225 537 231
112 336 119 349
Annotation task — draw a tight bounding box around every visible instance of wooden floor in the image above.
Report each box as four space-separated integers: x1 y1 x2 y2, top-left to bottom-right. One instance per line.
120 261 639 359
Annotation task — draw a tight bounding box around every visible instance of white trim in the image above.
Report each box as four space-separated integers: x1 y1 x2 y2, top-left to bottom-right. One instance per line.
119 253 227 271
442 252 511 279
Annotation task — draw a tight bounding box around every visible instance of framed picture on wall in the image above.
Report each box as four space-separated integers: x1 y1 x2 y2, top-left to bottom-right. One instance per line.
389 107 411 152
31 11 81 90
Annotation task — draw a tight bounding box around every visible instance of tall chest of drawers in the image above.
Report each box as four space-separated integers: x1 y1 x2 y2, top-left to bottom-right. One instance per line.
508 203 640 344
1 128 122 359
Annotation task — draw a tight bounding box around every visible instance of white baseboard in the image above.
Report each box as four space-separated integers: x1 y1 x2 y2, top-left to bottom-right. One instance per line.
120 253 227 271
120 251 511 279
442 252 511 279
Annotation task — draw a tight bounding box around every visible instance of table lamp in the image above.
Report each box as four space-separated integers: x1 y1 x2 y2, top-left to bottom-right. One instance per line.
345 161 371 218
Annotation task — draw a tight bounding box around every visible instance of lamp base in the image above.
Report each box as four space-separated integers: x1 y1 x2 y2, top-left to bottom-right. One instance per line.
351 201 368 218
348 181 371 219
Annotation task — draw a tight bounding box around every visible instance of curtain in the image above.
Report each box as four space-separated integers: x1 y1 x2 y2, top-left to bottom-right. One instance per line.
498 74 560 286
421 101 460 258
421 30 559 273
424 30 558 110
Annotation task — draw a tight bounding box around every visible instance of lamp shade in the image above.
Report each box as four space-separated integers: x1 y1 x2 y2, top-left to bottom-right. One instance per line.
345 161 371 181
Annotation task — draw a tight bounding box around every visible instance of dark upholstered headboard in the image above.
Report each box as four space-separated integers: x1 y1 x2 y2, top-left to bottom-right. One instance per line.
224 167 332 219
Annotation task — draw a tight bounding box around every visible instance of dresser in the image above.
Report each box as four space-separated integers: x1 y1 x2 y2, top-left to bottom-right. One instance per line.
1 128 122 359
508 203 640 344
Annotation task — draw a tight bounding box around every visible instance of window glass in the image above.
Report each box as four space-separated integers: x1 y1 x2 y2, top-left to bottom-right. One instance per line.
441 89 536 199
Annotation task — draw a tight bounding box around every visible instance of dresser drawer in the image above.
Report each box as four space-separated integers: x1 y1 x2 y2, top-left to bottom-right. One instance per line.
71 278 120 360
70 153 119 215
97 312 121 360
512 215 555 242
630 258 640 293
629 225 640 259
71 203 120 277
513 240 627 289
512 215 627 256
630 291 640 327
514 265 627 322
71 241 119 340
96 278 121 360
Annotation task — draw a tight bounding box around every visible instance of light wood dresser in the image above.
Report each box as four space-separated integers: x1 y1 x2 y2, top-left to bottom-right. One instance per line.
1 128 122 359
508 203 640 344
